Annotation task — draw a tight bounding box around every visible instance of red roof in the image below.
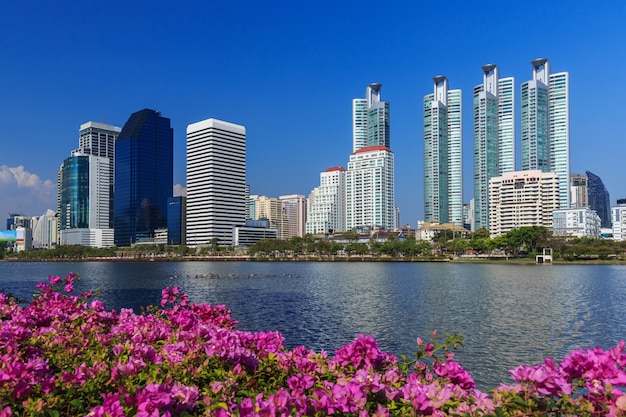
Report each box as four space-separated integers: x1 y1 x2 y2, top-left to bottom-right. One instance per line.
324 166 347 172
353 145 391 154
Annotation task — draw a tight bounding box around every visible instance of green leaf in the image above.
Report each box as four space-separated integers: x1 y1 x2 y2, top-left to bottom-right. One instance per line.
69 399 83 409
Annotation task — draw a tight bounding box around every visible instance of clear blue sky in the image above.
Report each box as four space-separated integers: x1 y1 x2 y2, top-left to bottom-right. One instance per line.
1 1 625 227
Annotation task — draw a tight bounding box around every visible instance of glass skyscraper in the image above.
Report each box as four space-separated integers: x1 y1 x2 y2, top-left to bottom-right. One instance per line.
473 64 515 231
423 76 462 226
352 83 390 152
113 109 173 247
521 58 570 209
586 170 611 228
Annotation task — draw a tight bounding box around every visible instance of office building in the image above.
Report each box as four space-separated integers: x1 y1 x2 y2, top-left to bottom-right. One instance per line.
345 146 395 231
32 209 58 249
521 58 570 208
489 170 559 237
114 109 173 247
352 83 390 152
58 150 113 247
424 76 463 225
570 173 589 208
473 64 515 230
79 122 121 227
306 166 346 235
186 118 246 246
167 196 186 245
587 170 611 228
279 194 307 239
552 207 601 238
234 219 278 247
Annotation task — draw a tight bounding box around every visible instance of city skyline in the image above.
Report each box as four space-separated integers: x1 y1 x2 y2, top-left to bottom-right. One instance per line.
2 1 625 227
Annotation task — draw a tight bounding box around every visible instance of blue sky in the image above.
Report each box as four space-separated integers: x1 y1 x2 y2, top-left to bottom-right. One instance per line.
1 1 625 227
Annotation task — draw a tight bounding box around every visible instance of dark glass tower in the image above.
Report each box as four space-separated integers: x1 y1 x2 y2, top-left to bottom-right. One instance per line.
59 155 90 229
586 170 611 228
114 109 173 247
167 196 186 245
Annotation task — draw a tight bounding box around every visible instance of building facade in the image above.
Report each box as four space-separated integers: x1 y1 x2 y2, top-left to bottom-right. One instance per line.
586 170 611 228
521 58 570 209
249 195 287 239
114 109 173 247
424 76 463 225
489 170 559 237
473 64 515 231
186 118 246 247
552 207 601 238
306 167 346 235
345 146 395 231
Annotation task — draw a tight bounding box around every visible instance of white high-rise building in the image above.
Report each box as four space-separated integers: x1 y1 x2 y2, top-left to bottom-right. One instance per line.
79 122 121 227
306 167 346 235
186 118 246 246
279 194 307 239
345 146 395 231
352 83 390 152
521 58 570 209
473 65 515 231
423 76 462 225
489 170 559 237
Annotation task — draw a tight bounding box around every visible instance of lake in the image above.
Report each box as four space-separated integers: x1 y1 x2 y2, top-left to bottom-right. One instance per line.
1 260 625 390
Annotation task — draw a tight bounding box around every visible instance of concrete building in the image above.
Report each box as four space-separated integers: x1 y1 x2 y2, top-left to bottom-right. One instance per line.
489 170 559 237
32 209 58 249
473 64 515 230
345 146 395 231
306 167 346 235
234 219 278 246
279 194 307 239
521 58 570 208
552 207 601 238
423 76 463 226
186 118 246 247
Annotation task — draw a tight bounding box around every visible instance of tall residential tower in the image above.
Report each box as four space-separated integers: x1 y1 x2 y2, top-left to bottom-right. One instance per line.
473 64 515 231
352 83 390 152
423 76 462 225
521 58 570 209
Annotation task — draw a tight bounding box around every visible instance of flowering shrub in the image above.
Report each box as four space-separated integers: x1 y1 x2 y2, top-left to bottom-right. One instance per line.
1 273 626 416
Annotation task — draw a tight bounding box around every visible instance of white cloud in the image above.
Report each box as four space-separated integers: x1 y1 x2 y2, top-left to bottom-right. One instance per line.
0 165 57 217
173 183 187 197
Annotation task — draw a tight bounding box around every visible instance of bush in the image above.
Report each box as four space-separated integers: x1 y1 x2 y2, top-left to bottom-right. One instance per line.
1 274 626 416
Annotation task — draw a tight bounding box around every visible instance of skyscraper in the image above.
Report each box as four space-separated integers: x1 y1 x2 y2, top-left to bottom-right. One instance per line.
186 118 246 247
58 150 113 247
586 170 611 228
521 58 570 208
114 109 173 247
423 76 463 225
78 121 121 227
473 64 515 231
345 146 395 231
570 173 588 208
352 83 390 152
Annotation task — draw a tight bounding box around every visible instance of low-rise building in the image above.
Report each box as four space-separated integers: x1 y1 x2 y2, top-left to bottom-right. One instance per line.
552 207 601 238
